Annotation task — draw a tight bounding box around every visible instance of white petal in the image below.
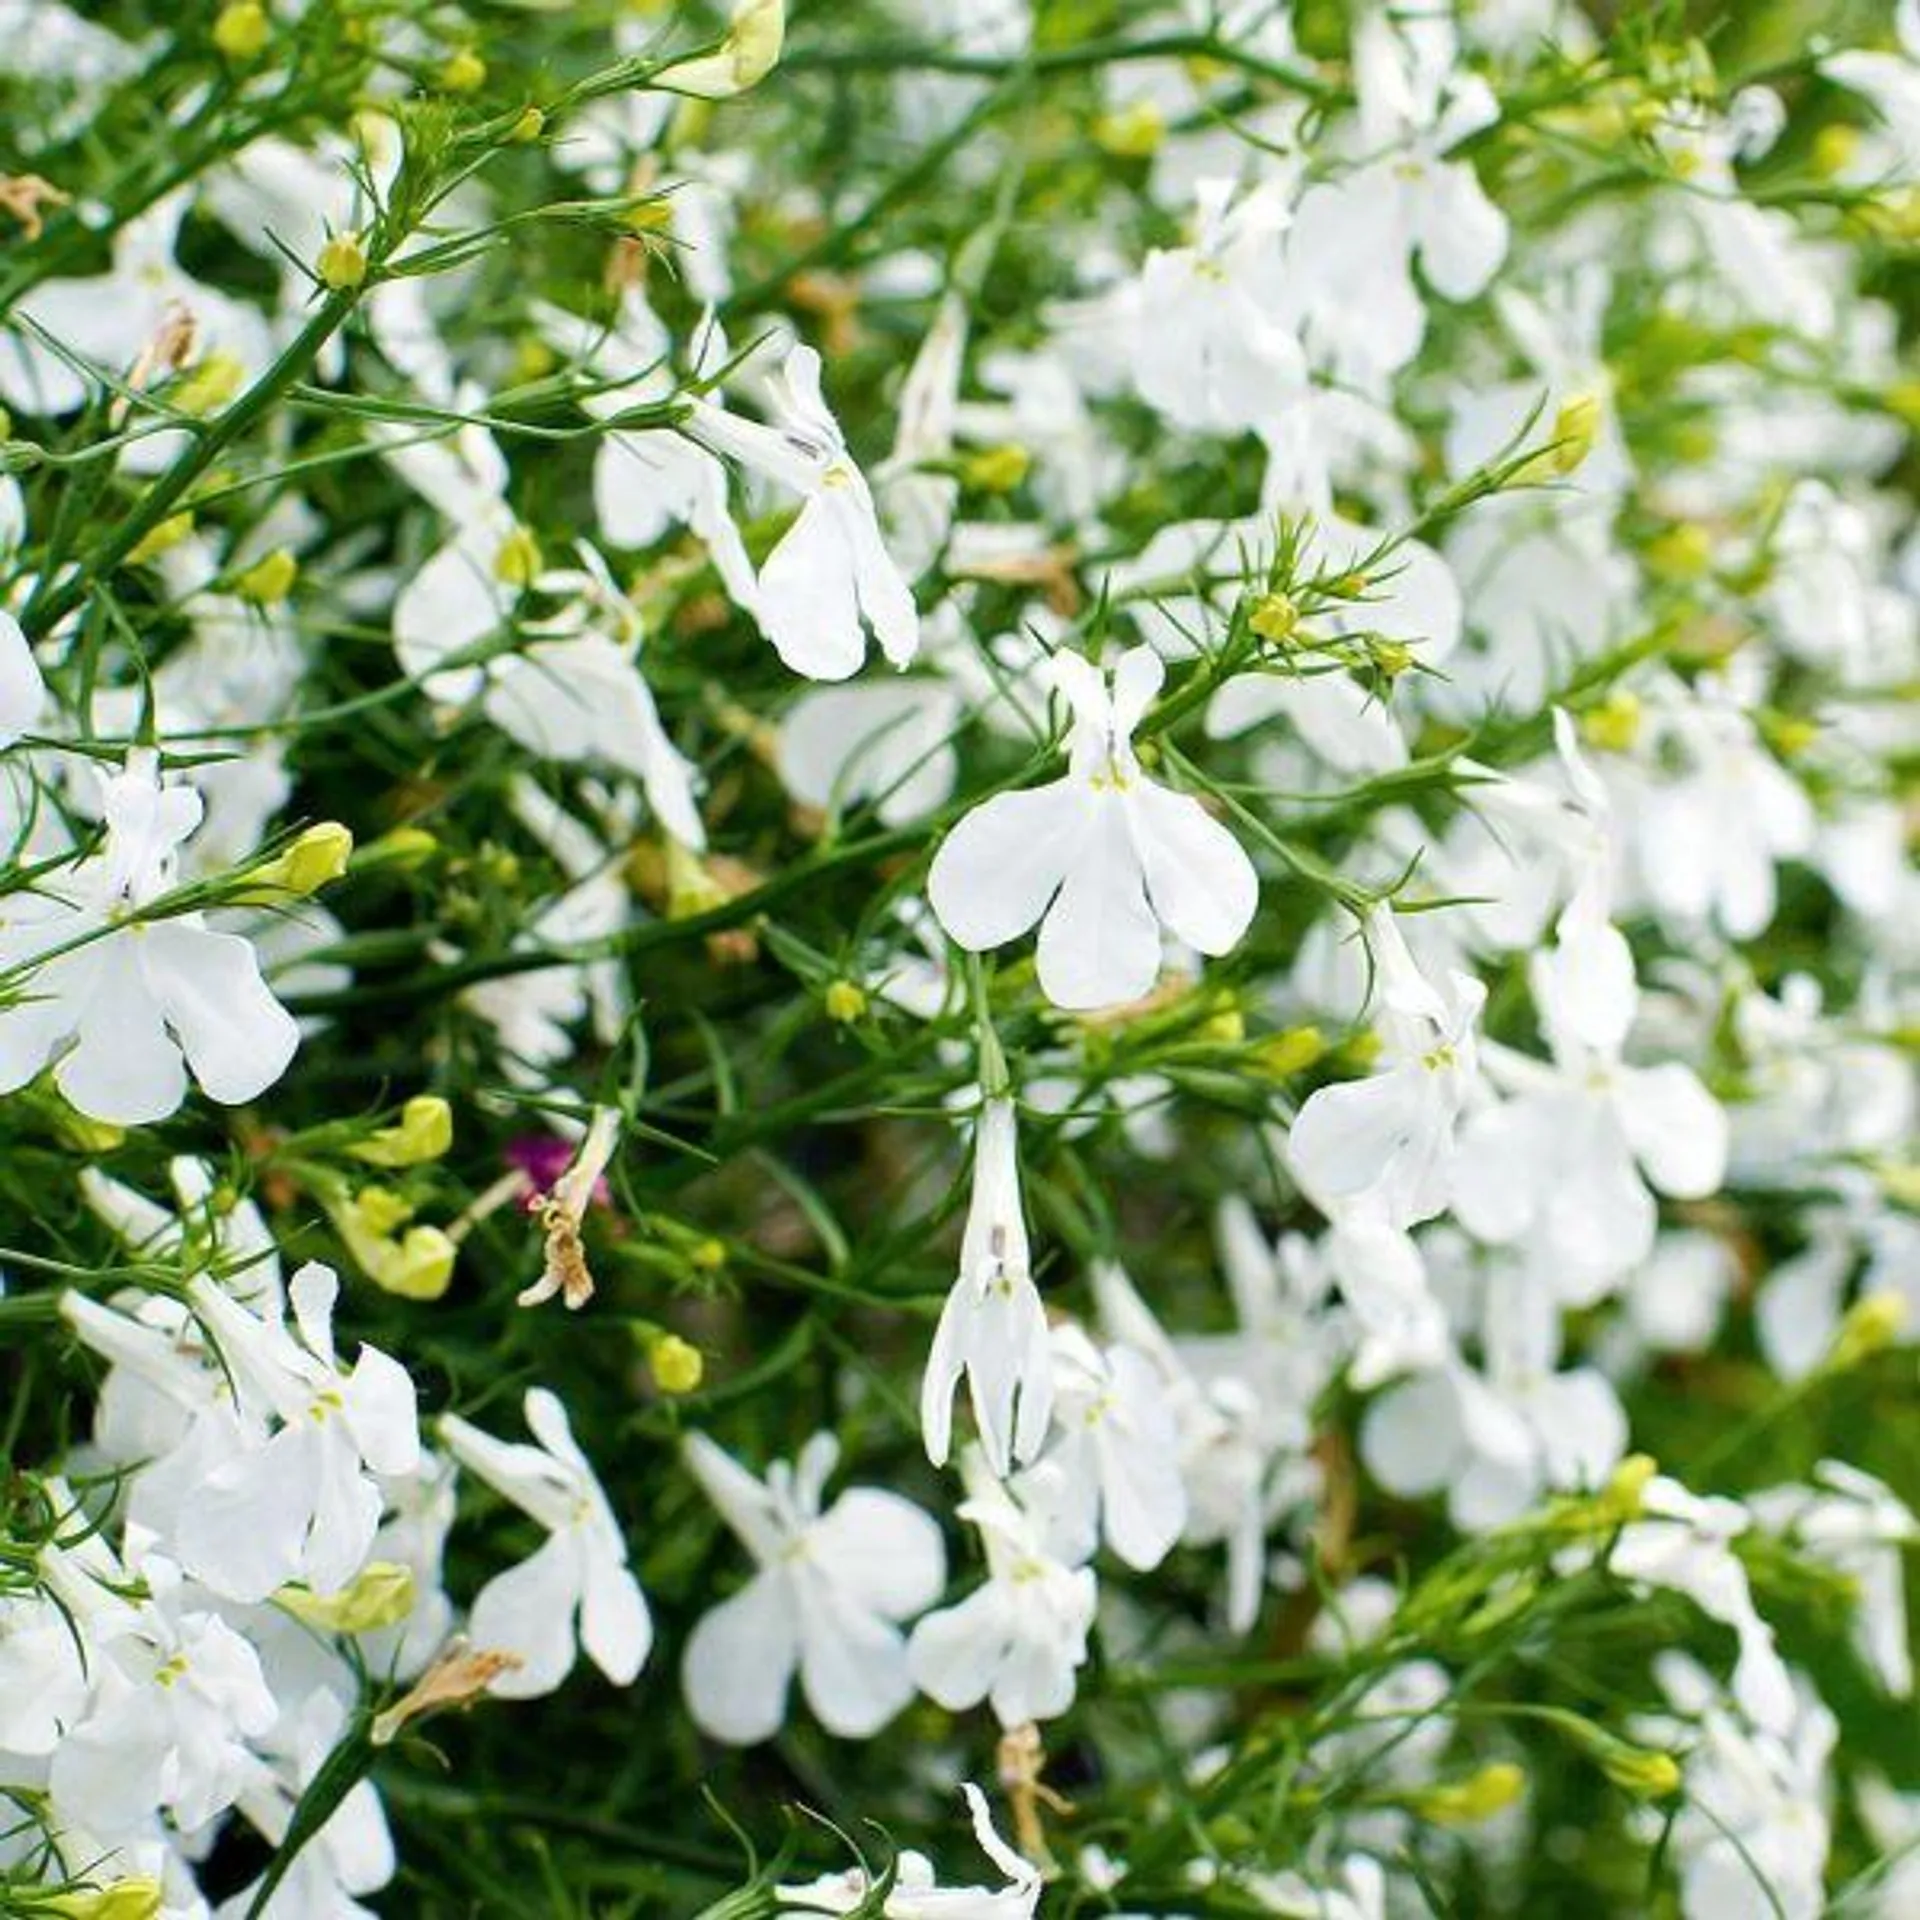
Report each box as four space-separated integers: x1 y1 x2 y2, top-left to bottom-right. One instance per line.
56 939 186 1126
468 1530 585 1699
928 780 1091 951
683 1571 798 1743
758 494 866 680
1036 799 1160 1010
143 921 300 1106
1127 780 1258 957
809 1489 947 1620
907 1585 1009 1712
1617 1064 1728 1200
0 611 44 745
580 1536 652 1685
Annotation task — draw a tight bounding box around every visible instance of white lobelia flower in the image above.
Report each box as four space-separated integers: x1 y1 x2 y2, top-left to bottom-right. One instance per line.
1022 1321 1187 1572
908 1449 1098 1729
172 1261 420 1604
684 342 920 680
41 1532 278 1842
80 1153 283 1313
920 1093 1054 1479
928 646 1257 1010
0 750 300 1125
778 1784 1041 1920
1129 175 1303 437
680 1429 945 1743
1288 904 1485 1233
438 1386 650 1699
1449 882 1727 1304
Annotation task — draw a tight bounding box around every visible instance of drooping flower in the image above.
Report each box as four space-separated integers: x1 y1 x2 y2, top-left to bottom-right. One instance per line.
920 1094 1053 1478
681 1429 944 1743
928 646 1258 1010
685 342 920 680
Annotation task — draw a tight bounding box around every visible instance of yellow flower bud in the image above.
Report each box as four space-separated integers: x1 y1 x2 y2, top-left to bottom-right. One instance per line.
355 825 440 873
1409 1761 1526 1827
235 547 298 604
1825 1290 1906 1372
492 523 542 587
1581 690 1641 754
1544 390 1602 476
126 512 195 566
690 1236 727 1273
439 49 488 93
1248 591 1299 644
317 231 367 292
332 1188 456 1300
352 1095 455 1169
961 444 1031 493
1811 123 1861 180
824 979 867 1024
648 1332 705 1394
239 822 354 901
173 351 247 416
509 106 546 144
1368 638 1415 679
1646 522 1714 582
277 1561 417 1633
1256 1024 1326 1077
1093 99 1166 159
212 2 270 62
1759 710 1819 760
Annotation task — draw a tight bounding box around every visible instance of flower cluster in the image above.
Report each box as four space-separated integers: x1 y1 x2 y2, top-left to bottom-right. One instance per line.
0 1 1916 1916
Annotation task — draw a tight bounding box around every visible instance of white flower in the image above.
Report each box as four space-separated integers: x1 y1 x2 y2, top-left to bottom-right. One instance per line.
681 1430 944 1743
1450 885 1727 1303
778 1784 1041 1919
908 1451 1097 1728
928 646 1257 1009
685 342 919 679
921 1094 1054 1478
777 678 962 828
1023 1322 1187 1572
1288 905 1484 1232
657 0 785 101
1130 176 1303 436
174 1261 421 1603
0 751 300 1124
439 1386 651 1699
42 1535 277 1842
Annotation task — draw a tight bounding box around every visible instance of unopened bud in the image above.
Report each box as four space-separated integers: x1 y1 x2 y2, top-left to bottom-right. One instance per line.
353 1095 455 1169
1826 1290 1906 1372
1544 391 1601 476
493 523 542 587
438 49 487 93
1248 591 1298 644
1409 1761 1525 1827
212 2 269 61
1581 690 1641 754
240 822 353 901
1646 522 1713 582
235 547 298 604
126 512 195 566
317 231 367 292
173 350 246 416
1256 1024 1326 1077
1367 638 1415 679
354 825 439 873
824 979 867 1024
509 105 546 144
647 1332 705 1394
962 444 1031 493
1093 99 1166 159
44 1879 165 1920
